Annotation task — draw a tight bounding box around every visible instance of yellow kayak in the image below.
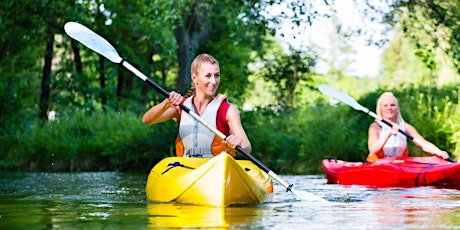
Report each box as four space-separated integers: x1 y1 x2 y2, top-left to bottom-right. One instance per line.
145 153 273 207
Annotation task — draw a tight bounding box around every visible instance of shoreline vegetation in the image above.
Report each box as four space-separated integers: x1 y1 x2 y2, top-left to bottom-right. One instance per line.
2 85 458 174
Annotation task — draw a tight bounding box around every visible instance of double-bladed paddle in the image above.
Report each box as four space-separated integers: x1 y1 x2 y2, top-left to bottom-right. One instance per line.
318 84 455 163
64 21 328 202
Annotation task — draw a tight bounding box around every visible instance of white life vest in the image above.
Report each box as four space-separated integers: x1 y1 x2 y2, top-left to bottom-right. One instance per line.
379 121 407 157
176 95 227 158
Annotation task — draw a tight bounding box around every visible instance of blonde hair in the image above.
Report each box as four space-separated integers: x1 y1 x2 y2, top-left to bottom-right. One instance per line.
376 92 404 123
185 54 219 97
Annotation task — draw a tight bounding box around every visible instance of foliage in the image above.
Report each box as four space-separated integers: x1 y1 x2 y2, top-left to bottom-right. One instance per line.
391 84 458 157
381 31 459 88
368 0 460 76
242 98 368 174
261 49 317 109
1 79 459 173
0 109 176 172
0 1 48 132
1 0 460 174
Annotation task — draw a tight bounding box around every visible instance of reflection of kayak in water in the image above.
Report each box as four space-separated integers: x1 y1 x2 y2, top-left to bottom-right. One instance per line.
145 153 274 207
322 156 460 187
146 203 258 228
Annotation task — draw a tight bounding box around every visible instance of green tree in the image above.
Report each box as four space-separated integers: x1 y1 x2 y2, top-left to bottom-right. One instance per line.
260 49 317 109
363 0 460 76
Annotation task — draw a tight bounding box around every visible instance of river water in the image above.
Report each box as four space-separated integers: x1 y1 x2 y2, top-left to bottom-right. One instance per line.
1 172 459 229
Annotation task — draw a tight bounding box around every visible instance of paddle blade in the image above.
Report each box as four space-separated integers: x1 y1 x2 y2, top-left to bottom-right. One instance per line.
318 84 367 112
64 22 123 63
291 188 328 203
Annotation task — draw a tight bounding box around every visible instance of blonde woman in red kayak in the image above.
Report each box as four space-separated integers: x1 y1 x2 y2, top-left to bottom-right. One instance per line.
366 92 449 162
142 54 251 158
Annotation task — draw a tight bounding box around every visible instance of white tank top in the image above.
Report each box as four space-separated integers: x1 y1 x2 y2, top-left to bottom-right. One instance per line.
178 96 225 158
379 121 407 157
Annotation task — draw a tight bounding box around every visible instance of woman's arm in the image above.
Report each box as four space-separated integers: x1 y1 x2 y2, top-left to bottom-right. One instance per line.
367 121 399 159
142 92 183 125
224 104 252 153
405 123 449 159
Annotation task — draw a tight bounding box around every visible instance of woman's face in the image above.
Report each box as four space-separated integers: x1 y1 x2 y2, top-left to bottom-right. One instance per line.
193 62 220 97
379 95 399 120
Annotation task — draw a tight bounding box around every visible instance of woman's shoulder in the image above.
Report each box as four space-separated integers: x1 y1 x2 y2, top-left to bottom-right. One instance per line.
403 122 417 132
369 121 380 129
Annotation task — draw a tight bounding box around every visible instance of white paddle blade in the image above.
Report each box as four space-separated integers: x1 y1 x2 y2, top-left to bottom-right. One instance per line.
267 171 328 203
291 188 328 203
64 22 123 63
318 84 367 112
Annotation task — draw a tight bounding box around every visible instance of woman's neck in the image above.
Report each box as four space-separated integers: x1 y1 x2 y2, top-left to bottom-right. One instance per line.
192 94 214 115
385 117 398 123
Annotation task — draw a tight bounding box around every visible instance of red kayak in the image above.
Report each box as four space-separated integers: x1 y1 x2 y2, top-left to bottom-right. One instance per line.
322 156 460 187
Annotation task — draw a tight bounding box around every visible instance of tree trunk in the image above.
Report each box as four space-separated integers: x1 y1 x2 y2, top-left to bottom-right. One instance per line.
125 71 134 92
174 35 197 94
174 0 212 94
141 50 155 102
71 39 83 74
117 65 125 98
99 54 106 106
39 26 54 120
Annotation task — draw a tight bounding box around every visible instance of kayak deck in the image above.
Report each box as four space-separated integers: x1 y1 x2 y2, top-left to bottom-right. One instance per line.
146 153 273 207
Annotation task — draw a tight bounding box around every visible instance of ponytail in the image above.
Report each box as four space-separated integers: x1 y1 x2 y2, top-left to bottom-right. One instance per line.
185 85 196 97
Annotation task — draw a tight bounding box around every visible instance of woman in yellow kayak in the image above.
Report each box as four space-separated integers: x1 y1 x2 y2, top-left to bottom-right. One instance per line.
142 53 251 158
366 92 449 162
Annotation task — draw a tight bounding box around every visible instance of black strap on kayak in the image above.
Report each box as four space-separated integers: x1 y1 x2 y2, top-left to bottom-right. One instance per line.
415 164 434 186
328 157 338 163
161 162 195 175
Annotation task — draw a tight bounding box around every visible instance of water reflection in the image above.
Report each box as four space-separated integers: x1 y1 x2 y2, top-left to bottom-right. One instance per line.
344 187 460 228
147 203 260 228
